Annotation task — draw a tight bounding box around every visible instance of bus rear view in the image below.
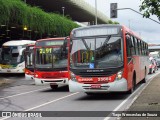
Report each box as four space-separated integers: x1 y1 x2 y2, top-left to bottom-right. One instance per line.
69 25 148 95
34 37 69 90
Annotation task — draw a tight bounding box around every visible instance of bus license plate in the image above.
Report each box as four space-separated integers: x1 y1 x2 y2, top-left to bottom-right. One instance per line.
7 70 11 72
91 84 101 89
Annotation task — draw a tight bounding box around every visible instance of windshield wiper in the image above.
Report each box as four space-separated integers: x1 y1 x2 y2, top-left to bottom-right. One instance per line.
81 39 90 50
102 35 111 47
102 35 111 46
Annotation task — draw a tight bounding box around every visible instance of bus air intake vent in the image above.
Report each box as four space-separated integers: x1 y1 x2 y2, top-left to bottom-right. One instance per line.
78 71 114 77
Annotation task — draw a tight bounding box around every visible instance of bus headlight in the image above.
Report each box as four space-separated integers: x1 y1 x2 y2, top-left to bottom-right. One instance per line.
70 71 77 82
116 69 123 80
35 74 38 78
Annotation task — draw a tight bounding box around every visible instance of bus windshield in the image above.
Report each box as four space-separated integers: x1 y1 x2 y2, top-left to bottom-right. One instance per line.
26 47 34 69
35 46 68 69
70 36 123 69
1 46 21 64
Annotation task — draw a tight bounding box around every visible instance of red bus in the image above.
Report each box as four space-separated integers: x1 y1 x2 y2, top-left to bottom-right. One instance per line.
34 37 69 90
69 24 149 94
25 43 35 80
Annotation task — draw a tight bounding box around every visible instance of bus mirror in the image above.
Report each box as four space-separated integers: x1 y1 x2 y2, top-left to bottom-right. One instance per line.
69 40 73 53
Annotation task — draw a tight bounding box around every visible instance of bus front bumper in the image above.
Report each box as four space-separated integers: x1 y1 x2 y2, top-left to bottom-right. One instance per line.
34 78 69 86
0 68 24 73
69 78 128 93
25 74 34 80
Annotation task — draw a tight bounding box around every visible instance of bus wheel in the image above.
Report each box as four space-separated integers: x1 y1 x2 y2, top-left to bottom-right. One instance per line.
50 85 58 90
127 74 136 94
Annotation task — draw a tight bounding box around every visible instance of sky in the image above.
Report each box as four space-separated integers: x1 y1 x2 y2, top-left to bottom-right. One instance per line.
85 0 160 44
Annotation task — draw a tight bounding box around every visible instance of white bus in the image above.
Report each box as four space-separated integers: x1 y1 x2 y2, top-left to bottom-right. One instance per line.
0 40 36 73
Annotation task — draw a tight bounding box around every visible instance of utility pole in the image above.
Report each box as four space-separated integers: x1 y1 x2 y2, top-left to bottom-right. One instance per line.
95 0 97 25
117 8 160 24
110 3 160 24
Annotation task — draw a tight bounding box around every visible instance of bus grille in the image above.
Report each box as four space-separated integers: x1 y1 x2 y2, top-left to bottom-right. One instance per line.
77 71 114 77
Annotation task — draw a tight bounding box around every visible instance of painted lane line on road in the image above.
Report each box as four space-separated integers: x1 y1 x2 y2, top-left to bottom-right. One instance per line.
104 71 160 120
0 92 79 120
0 87 49 100
25 92 79 111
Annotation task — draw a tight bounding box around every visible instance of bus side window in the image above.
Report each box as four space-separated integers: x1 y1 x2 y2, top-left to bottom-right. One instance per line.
145 43 148 56
126 34 132 57
137 40 141 55
146 44 149 56
131 36 136 55
142 42 145 56
140 41 142 55
144 43 146 55
21 50 25 62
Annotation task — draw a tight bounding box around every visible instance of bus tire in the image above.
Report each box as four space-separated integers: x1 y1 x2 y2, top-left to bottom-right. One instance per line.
127 73 136 94
50 85 58 90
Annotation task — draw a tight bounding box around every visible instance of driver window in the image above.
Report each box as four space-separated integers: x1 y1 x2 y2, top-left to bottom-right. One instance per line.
21 50 25 62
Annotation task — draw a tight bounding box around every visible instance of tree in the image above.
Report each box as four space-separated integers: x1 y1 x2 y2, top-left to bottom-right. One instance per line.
139 0 160 20
0 0 79 37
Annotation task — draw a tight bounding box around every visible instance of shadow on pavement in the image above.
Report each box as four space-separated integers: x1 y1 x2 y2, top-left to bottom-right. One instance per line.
41 85 69 92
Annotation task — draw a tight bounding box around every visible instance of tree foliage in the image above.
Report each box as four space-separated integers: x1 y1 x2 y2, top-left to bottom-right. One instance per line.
140 0 160 19
0 0 79 36
107 20 119 24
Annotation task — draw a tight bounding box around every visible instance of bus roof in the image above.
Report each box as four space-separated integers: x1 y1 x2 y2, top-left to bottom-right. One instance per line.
122 25 142 40
36 37 69 42
71 24 122 31
26 42 36 47
71 24 145 43
3 40 36 46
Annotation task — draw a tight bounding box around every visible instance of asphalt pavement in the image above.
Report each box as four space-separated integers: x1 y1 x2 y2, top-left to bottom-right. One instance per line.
0 73 34 88
121 73 160 120
0 72 160 120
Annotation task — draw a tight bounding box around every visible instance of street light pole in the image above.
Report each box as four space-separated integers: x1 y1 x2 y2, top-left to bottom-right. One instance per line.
95 0 97 25
117 8 160 24
62 7 65 17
